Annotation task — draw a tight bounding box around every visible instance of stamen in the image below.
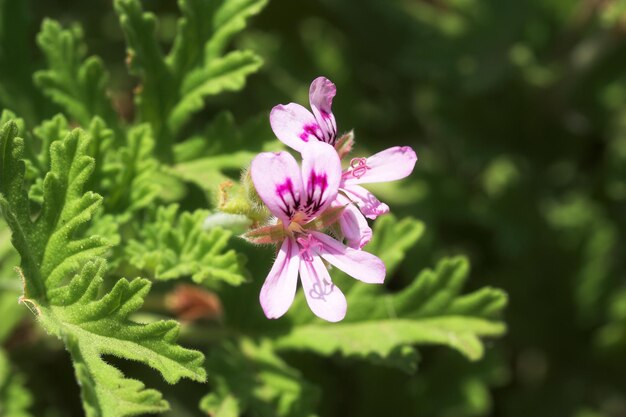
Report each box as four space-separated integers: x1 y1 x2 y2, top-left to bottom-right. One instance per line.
296 234 323 263
348 157 369 179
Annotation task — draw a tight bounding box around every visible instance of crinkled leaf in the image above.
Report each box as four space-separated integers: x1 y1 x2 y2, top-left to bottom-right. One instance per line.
200 338 319 417
169 50 262 133
172 112 278 204
0 121 206 417
103 123 159 214
115 0 177 159
115 0 266 160
34 19 116 128
204 0 268 61
126 204 248 287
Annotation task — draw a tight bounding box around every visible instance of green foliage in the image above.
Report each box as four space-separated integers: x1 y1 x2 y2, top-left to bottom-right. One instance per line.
0 350 32 417
0 121 206 417
126 204 248 286
201 338 319 417
34 19 117 128
0 221 23 342
172 111 278 203
277 255 506 370
115 0 265 161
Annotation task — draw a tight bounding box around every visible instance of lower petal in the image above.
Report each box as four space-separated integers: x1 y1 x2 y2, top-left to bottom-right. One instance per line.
311 231 385 284
341 184 389 219
299 256 347 322
259 238 300 319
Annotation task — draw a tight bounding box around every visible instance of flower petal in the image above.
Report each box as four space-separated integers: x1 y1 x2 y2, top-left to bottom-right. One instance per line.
251 151 303 223
270 103 322 152
343 146 417 185
259 238 300 319
311 231 385 284
333 194 372 249
300 141 342 219
309 77 337 144
341 184 389 220
299 255 347 322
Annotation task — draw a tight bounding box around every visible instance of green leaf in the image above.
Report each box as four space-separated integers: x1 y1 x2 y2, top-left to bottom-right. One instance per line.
172 112 278 204
126 204 248 287
204 0 268 61
200 338 319 417
115 0 266 160
102 123 160 214
276 256 506 369
0 120 206 417
0 349 32 417
34 19 116 128
115 0 177 160
169 50 262 133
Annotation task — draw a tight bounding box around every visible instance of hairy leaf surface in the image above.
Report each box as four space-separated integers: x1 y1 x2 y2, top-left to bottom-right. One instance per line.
0 121 206 417
126 204 248 286
34 20 116 128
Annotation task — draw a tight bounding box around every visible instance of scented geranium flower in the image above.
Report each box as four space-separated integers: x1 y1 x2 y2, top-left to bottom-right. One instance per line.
270 76 417 249
250 141 385 322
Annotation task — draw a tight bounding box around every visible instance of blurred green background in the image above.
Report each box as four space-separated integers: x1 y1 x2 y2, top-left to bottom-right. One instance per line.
3 0 626 416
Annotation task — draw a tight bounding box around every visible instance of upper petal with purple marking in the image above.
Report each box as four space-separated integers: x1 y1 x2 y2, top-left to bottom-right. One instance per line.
270 103 322 152
309 77 337 144
250 151 304 223
300 141 342 220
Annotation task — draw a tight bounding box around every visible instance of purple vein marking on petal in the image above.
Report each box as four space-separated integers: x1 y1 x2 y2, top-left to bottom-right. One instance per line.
275 178 299 219
299 123 321 142
303 170 328 216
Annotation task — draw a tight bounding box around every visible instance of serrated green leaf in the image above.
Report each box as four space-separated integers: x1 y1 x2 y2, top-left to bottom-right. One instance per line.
0 349 32 417
0 120 206 417
171 112 278 206
168 0 219 77
275 217 506 372
169 50 262 133
126 204 248 287
204 0 268 61
103 123 159 213
200 338 319 417
115 0 177 160
115 0 266 161
34 19 116 128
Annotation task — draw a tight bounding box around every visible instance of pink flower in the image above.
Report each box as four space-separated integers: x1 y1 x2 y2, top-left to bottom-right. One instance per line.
270 76 417 249
250 141 386 322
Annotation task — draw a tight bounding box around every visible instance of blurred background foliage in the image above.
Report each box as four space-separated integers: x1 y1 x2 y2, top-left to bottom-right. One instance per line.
1 0 626 416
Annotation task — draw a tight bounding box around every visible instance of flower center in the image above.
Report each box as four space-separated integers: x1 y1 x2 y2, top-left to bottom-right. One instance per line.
296 233 322 262
348 157 369 179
